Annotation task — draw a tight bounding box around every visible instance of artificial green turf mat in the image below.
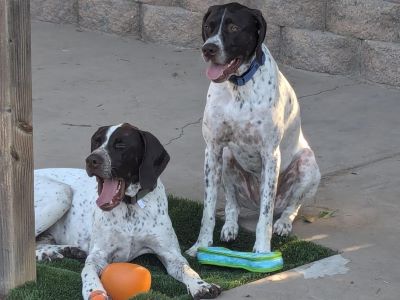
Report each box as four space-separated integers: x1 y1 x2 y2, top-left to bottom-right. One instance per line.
8 196 336 300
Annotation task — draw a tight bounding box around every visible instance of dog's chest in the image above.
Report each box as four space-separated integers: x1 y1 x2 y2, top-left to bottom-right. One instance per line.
91 186 169 261
91 205 149 261
95 202 150 234
204 79 278 173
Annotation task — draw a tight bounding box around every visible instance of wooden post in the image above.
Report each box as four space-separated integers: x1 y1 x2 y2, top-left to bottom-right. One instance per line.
0 0 36 296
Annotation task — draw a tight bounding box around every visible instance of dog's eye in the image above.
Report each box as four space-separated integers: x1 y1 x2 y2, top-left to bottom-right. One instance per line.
228 24 240 32
114 142 126 150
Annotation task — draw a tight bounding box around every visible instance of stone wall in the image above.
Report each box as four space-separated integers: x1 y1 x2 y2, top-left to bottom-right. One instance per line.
31 0 400 86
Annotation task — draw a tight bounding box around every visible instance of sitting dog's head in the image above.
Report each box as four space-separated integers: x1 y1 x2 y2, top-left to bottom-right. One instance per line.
201 3 266 83
86 123 169 211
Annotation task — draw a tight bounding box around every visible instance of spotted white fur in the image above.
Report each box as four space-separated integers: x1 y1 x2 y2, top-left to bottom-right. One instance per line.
35 168 220 299
187 45 321 256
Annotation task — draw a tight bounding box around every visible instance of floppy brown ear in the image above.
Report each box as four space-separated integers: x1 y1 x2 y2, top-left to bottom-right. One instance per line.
251 9 267 64
202 5 216 42
138 131 170 191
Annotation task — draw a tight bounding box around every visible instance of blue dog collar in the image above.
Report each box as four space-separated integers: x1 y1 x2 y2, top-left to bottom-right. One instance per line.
229 52 266 86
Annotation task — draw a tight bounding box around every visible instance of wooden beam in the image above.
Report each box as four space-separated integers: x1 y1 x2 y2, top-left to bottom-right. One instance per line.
0 0 35 296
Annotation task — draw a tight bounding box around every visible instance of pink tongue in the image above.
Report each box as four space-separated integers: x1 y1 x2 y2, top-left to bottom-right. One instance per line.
96 179 119 207
206 63 227 80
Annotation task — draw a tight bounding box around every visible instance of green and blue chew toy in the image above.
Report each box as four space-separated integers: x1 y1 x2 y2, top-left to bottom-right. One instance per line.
197 247 283 273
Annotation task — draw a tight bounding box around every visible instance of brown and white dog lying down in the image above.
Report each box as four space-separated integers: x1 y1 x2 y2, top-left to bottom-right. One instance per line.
186 3 321 256
34 123 221 299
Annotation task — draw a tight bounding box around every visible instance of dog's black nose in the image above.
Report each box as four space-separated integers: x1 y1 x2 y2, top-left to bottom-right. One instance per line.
202 43 218 57
86 153 103 169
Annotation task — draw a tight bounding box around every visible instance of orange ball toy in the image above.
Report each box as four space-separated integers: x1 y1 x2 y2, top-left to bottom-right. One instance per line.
100 263 151 300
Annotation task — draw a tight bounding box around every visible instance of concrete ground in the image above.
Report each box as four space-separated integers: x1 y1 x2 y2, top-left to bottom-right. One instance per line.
32 21 400 299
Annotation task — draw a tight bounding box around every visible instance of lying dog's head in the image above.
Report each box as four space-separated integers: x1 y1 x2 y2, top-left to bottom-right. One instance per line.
86 123 169 211
201 3 266 82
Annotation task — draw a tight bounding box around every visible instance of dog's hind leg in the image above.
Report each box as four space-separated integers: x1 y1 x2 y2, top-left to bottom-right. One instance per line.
36 244 87 261
35 175 86 261
273 148 321 236
34 175 72 236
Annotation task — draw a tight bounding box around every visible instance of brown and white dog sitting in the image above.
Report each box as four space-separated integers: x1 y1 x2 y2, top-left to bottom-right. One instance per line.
186 3 321 256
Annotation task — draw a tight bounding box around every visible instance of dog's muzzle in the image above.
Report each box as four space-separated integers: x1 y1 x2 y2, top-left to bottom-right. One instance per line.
202 43 219 61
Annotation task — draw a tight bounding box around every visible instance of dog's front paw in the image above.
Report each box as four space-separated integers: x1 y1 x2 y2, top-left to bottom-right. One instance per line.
220 221 239 242
185 240 212 257
89 290 110 300
273 217 292 236
192 283 222 300
252 239 271 253
186 243 201 257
